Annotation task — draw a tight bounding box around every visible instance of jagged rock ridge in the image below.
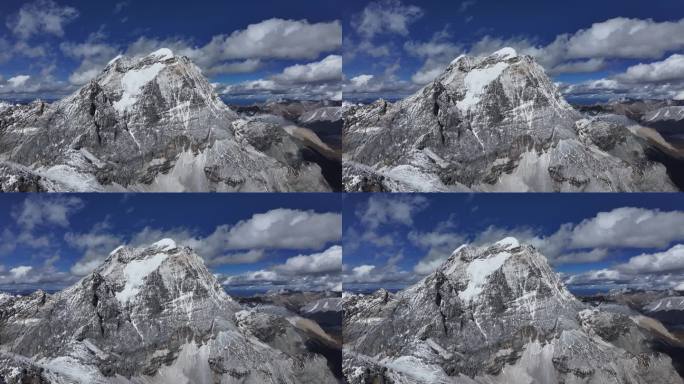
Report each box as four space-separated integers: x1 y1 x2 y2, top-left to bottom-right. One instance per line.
0 49 331 192
0 239 338 383
343 48 677 192
343 237 683 384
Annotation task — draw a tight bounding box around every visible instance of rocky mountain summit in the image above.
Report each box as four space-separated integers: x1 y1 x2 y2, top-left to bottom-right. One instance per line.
343 48 677 192
343 237 683 383
0 239 338 383
0 49 331 192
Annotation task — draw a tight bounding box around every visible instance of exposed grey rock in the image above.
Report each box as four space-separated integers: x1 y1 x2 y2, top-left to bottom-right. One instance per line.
343 48 677 192
343 238 683 384
0 239 338 383
0 49 331 192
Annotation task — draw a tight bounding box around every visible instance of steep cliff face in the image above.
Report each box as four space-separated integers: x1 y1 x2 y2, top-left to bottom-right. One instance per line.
0 49 331 192
343 48 677 192
343 238 683 384
0 240 338 384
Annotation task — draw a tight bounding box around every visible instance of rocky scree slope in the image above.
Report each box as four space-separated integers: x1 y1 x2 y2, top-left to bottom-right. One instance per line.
0 49 330 192
343 237 683 384
0 239 338 383
343 48 676 192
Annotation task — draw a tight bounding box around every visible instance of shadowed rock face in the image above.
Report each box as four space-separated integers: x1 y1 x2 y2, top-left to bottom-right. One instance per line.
0 240 338 384
0 49 331 192
343 238 684 384
343 48 677 192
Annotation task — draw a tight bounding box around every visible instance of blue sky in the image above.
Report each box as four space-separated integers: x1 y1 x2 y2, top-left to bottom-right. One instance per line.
343 0 684 102
0 194 342 292
343 194 684 293
0 0 341 101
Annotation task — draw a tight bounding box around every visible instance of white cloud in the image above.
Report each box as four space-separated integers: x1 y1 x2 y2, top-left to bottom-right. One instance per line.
221 246 342 291
350 74 374 87
352 265 375 277
205 250 265 266
276 245 342 274
12 196 84 230
6 0 79 40
617 244 684 274
568 207 684 249
7 75 30 87
563 17 684 60
10 266 33 279
222 209 342 250
617 54 684 83
359 195 428 229
273 55 342 84
202 18 341 61
352 0 423 38
203 59 262 76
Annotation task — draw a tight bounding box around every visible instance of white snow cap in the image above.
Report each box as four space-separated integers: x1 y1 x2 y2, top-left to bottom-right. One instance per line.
149 48 174 60
491 47 518 60
151 238 177 251
495 237 520 249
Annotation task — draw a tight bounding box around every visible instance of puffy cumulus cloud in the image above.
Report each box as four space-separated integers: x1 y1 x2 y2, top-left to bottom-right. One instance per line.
221 246 342 291
6 0 79 40
60 32 121 85
358 195 428 229
66 209 341 272
343 72 417 100
221 55 342 100
6 75 30 88
563 17 684 61
404 29 463 85
273 55 342 84
11 196 84 231
567 207 684 249
562 54 684 100
616 244 684 275
408 226 468 275
565 244 684 291
617 54 684 84
457 17 684 80
202 59 262 76
205 250 265 267
201 18 341 61
343 253 415 286
352 0 423 38
65 223 124 276
0 256 75 289
10 266 33 279
0 70 73 99
275 246 342 274
221 209 342 250
50 18 340 97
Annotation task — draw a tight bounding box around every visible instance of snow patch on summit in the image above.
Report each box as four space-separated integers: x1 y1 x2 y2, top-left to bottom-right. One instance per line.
116 253 168 304
113 62 166 113
456 61 509 112
459 251 511 302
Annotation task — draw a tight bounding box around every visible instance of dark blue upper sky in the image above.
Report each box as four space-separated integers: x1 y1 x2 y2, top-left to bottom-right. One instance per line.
0 194 342 292
0 0 342 101
343 193 684 293
343 0 684 102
